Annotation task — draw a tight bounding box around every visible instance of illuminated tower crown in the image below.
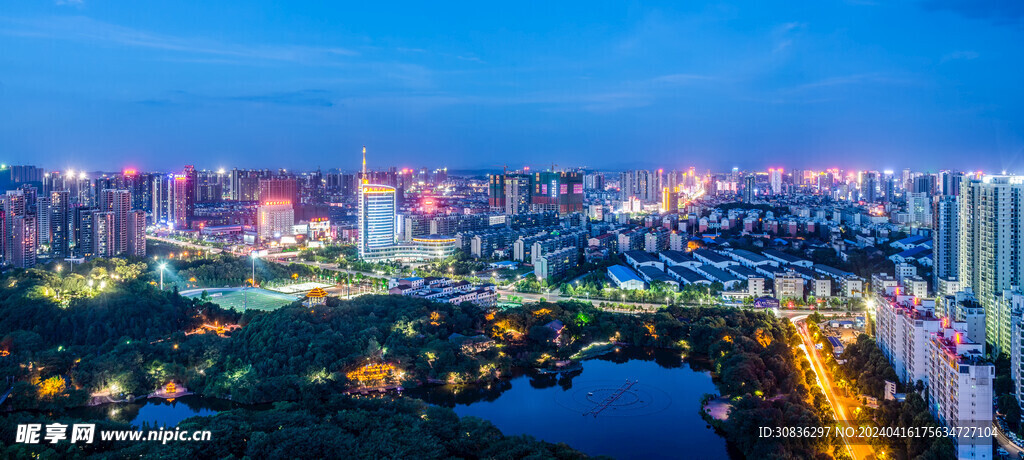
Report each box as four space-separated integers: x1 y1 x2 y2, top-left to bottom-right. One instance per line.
361 145 368 184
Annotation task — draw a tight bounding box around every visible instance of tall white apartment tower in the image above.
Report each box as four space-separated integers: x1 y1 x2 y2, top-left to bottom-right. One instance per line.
933 195 958 285
958 174 1024 353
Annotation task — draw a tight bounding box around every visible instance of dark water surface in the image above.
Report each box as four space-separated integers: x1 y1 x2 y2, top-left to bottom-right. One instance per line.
412 348 738 460
68 348 738 459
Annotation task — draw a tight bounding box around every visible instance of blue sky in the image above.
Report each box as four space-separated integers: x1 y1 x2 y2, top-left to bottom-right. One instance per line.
1 0 1022 172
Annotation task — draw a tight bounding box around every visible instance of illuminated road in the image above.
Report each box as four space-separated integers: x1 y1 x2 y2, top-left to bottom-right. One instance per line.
147 235 224 254
795 320 875 460
995 422 1024 458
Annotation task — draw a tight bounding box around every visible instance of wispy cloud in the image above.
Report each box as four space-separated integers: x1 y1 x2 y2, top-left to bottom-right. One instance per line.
772 22 806 55
137 89 335 108
650 73 717 85
941 50 979 62
0 16 359 63
55 0 84 6
784 73 917 92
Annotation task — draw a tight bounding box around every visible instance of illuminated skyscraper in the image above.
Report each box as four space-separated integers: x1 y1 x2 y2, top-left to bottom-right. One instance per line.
35 195 50 249
3 190 26 263
92 211 115 258
49 190 70 258
358 146 397 259
171 174 189 230
183 165 197 229
358 185 397 260
10 215 36 268
768 168 783 195
99 189 131 254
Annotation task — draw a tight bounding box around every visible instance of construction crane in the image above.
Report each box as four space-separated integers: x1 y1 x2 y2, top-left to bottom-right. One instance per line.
493 164 508 175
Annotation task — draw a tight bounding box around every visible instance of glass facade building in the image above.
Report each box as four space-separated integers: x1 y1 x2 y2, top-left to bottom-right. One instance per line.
358 184 397 259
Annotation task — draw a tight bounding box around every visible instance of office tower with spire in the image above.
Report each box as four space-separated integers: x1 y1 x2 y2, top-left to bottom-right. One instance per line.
358 146 397 260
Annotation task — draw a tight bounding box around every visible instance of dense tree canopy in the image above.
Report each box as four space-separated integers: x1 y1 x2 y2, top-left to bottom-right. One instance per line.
1 263 832 459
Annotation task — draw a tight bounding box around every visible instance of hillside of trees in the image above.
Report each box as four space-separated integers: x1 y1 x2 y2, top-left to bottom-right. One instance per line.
1 262 833 459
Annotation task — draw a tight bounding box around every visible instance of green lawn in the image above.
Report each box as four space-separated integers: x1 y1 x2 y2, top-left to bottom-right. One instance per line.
187 288 299 311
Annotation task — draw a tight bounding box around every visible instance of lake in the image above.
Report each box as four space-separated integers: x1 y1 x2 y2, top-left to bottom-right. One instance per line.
67 395 244 428
70 348 737 459
413 348 737 460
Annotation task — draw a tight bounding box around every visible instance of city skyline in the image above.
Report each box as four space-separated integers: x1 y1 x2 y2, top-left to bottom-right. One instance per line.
2 1 1023 171
4 3 1024 459
3 161 1019 176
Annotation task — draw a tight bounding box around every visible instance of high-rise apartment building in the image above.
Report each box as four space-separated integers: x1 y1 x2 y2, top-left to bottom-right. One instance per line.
3 190 27 264
503 174 531 215
875 294 993 460
92 211 115 258
742 175 756 202
768 168 783 195
10 215 36 268
74 206 97 258
489 173 532 214
258 177 298 204
861 171 878 203
905 192 932 227
529 171 583 213
183 165 196 228
488 171 583 214
933 195 958 285
35 195 51 249
257 201 295 242
939 170 962 196
99 189 132 254
619 170 660 203
126 210 147 257
958 174 1024 352
171 174 190 230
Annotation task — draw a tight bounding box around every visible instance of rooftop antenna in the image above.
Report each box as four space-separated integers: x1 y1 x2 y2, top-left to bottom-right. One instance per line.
361 145 368 184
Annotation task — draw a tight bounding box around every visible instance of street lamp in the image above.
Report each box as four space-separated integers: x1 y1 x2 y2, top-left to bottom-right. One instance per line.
250 252 257 287
158 263 167 290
